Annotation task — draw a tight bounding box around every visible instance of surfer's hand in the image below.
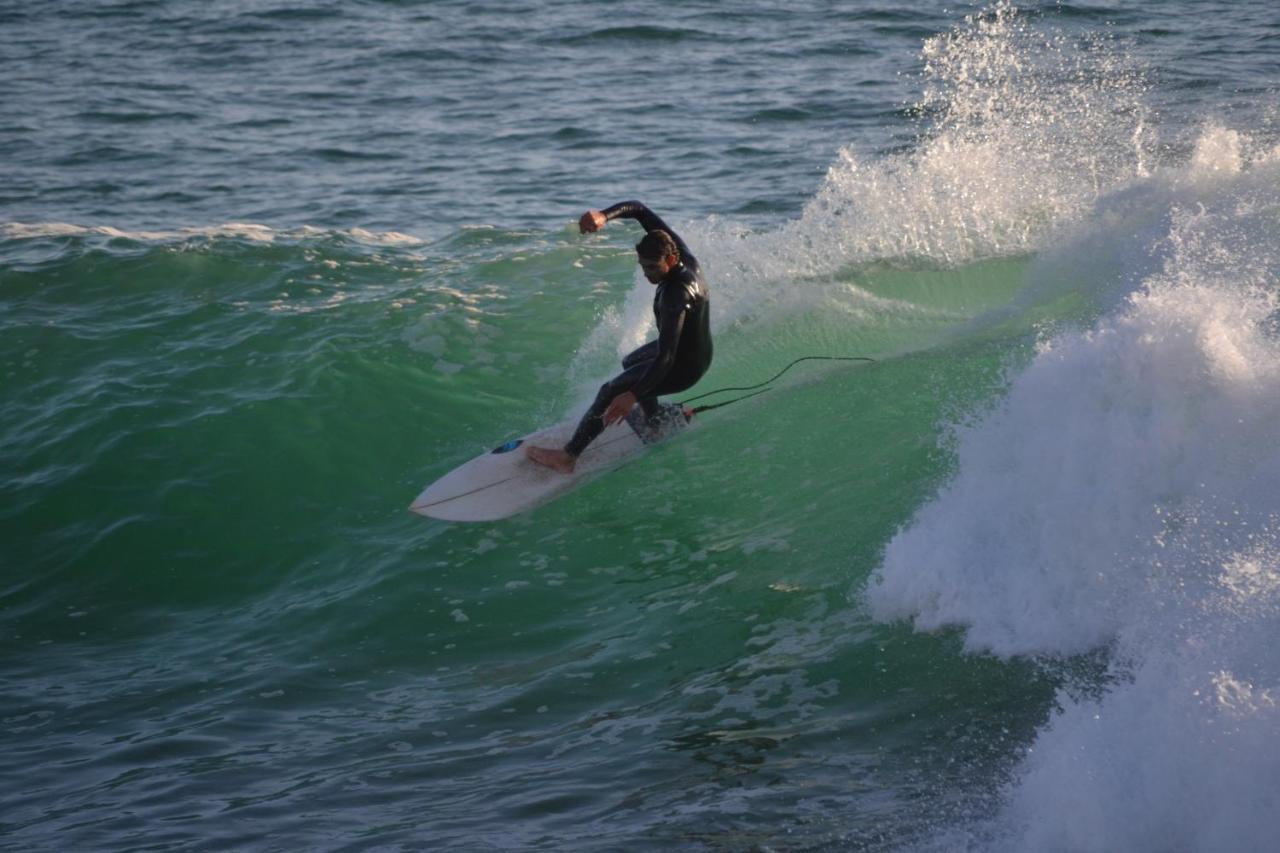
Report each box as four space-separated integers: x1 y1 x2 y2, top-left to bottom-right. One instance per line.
579 210 606 233
603 391 637 425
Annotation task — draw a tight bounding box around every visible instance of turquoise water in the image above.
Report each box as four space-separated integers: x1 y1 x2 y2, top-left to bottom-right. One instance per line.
4 2 1280 850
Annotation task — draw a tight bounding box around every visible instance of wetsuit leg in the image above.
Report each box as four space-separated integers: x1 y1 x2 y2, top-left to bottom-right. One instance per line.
564 361 651 457
622 342 661 418
637 394 660 420
563 357 706 457
621 340 659 368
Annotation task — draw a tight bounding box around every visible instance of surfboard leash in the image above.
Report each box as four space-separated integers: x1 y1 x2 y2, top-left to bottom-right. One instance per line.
686 386 773 415
680 354 876 414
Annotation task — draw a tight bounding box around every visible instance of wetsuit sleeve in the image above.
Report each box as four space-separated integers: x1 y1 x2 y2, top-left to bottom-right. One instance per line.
600 200 699 272
628 294 688 400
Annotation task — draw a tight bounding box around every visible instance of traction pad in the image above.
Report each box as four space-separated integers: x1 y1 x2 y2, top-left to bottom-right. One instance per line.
625 402 692 445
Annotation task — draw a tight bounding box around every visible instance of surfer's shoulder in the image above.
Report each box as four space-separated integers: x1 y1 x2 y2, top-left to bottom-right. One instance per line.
658 270 702 313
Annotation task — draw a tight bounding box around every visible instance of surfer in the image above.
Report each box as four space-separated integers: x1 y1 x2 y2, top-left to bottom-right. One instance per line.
526 201 712 474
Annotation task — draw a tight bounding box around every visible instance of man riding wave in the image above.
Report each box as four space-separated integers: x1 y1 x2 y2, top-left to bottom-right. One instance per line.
526 201 712 473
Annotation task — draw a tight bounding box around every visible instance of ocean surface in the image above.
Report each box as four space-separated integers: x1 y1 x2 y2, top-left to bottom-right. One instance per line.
4 1 1280 850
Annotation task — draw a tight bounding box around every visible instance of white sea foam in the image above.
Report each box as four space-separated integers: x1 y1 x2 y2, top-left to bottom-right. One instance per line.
0 221 425 247
867 127 1280 850
818 12 1280 844
744 8 1139 269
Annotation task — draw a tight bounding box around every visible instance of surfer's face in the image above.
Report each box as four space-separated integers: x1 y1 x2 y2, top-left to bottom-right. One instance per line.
638 252 677 284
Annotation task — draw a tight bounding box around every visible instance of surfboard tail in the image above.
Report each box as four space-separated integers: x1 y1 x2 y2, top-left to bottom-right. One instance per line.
625 402 693 445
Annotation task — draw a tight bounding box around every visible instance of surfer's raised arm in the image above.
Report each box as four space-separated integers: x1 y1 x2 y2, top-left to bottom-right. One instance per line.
579 200 698 272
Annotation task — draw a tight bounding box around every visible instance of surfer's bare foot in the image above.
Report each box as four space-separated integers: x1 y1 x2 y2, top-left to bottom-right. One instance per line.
525 445 576 474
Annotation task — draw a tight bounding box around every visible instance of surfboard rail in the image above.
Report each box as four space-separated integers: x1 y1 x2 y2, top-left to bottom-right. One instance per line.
409 403 692 521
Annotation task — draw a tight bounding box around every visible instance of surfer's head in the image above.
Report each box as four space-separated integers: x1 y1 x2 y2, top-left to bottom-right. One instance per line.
636 230 679 284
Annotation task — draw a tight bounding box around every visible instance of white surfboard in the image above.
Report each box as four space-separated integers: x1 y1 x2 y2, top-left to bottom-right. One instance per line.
410 403 693 522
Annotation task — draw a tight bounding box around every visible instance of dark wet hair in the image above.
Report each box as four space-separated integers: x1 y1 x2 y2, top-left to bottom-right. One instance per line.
636 229 678 262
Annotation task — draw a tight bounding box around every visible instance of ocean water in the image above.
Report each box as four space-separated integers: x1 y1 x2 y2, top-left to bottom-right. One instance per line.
4 0 1280 850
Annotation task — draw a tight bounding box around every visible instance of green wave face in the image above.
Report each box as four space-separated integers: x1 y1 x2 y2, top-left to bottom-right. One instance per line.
0 220 1052 848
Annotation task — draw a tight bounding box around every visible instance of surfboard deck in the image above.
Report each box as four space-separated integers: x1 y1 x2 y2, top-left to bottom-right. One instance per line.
409 403 692 522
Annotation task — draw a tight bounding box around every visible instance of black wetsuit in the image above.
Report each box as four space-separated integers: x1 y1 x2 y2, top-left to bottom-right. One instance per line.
565 201 712 457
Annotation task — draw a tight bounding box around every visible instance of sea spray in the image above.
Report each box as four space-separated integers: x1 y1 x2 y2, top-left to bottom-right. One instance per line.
700 0 1151 288
868 129 1280 849
572 1 1154 404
